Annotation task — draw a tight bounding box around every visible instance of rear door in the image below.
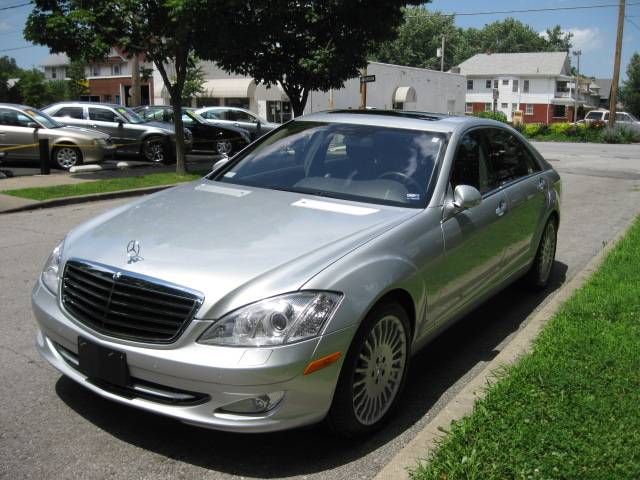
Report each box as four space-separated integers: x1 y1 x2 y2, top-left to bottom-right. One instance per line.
227 109 259 137
484 127 546 277
48 105 87 129
434 129 511 320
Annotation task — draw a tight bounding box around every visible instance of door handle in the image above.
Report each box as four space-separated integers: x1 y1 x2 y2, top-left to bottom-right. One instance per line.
495 201 507 216
233 122 240 126
537 177 547 191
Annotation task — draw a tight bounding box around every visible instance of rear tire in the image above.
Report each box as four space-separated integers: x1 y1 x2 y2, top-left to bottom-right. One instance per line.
51 145 82 170
141 136 170 164
326 301 410 437
524 217 558 290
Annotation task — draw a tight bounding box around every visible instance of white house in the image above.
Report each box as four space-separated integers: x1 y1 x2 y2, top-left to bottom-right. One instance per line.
455 51 601 124
153 60 466 123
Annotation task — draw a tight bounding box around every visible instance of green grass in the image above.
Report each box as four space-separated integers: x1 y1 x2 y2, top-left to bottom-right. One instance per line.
1 171 206 201
412 216 640 480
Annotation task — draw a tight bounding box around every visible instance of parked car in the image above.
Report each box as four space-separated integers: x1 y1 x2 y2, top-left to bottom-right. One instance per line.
0 103 115 170
134 106 250 156
43 102 193 163
32 110 560 436
582 109 640 129
195 106 278 139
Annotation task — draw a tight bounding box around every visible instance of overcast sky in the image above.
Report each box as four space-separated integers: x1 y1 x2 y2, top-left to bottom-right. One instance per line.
2 0 639 80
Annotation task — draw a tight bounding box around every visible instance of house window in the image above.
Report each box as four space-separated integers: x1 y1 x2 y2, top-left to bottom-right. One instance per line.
553 105 566 118
92 65 100 76
467 80 474 90
512 103 518 112
485 79 491 89
493 79 498 89
502 79 509 86
465 103 473 114
485 103 493 112
501 103 508 109
512 80 519 92
51 69 57 79
525 104 534 115
112 64 121 75
523 80 530 93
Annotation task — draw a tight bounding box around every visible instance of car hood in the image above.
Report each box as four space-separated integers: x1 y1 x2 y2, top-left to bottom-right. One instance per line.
63 179 418 318
142 120 176 133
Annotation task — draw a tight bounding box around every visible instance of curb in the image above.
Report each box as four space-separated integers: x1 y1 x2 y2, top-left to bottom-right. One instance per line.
0 184 177 214
374 213 639 480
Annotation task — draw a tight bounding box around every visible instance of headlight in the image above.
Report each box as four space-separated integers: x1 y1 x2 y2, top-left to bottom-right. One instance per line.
41 240 64 294
198 292 342 347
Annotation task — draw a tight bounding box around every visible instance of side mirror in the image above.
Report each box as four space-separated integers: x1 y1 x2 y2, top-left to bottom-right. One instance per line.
453 185 482 210
117 119 124 127
444 185 482 220
27 122 39 129
211 157 229 173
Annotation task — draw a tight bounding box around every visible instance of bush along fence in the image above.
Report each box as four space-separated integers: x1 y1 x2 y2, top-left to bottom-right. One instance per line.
472 113 640 144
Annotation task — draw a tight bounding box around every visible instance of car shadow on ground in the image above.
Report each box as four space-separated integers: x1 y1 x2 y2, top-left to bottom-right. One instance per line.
55 261 568 478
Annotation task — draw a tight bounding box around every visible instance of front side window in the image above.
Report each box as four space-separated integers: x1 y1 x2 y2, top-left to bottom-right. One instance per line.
201 109 224 120
585 111 603 121
616 113 631 122
115 107 145 124
89 108 119 122
484 128 541 186
228 110 253 122
0 108 34 127
214 122 445 207
450 131 494 195
55 107 84 119
24 108 61 128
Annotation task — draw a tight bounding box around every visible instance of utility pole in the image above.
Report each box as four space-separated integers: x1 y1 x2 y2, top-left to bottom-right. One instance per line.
359 66 367 110
609 0 625 129
440 35 445 72
573 50 582 123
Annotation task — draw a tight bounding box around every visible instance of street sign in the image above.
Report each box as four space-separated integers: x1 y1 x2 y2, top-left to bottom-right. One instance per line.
360 75 376 84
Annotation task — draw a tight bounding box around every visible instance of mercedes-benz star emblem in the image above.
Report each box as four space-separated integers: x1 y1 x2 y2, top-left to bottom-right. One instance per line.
126 240 143 264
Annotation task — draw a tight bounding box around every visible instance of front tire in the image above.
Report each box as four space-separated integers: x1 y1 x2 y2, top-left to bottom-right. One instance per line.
326 301 410 437
51 145 82 170
525 217 558 289
142 136 169 163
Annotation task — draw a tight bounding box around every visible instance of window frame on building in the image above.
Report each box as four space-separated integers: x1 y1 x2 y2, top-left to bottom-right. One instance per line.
512 80 519 92
485 79 492 89
502 79 509 86
484 103 493 112
467 79 474 91
525 104 534 115
553 104 567 118
523 80 530 93
465 103 473 114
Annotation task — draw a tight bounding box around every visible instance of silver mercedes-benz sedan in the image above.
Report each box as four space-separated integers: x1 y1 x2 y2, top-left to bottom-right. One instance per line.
32 110 560 436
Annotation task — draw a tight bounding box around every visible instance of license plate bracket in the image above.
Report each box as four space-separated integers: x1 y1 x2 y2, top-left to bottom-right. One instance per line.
77 337 130 388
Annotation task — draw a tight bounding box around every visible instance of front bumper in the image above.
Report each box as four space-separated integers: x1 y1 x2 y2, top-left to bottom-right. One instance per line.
32 281 355 433
77 144 116 164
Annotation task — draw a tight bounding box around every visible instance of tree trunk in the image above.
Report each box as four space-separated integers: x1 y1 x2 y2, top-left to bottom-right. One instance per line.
130 55 141 107
282 83 308 117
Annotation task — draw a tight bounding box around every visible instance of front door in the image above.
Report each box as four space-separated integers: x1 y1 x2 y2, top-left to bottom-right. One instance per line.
0 107 39 160
484 128 547 276
433 130 511 321
87 106 130 149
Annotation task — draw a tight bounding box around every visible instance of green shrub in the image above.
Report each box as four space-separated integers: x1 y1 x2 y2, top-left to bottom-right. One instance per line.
524 123 542 137
548 122 572 135
603 126 640 144
474 111 508 123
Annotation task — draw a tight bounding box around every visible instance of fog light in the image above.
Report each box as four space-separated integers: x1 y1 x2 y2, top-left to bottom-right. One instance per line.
218 391 285 414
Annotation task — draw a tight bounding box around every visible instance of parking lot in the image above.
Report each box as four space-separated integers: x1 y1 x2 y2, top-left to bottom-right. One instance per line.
0 141 639 479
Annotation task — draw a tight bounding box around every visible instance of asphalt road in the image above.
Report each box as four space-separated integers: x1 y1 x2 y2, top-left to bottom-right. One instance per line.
1 142 639 479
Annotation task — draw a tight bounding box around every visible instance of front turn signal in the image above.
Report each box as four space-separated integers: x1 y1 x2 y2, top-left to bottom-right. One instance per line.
303 352 342 376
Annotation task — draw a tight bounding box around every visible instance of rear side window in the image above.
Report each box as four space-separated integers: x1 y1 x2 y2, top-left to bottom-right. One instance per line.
55 107 84 119
228 110 253 122
89 108 118 122
586 111 603 121
483 129 540 186
201 109 223 120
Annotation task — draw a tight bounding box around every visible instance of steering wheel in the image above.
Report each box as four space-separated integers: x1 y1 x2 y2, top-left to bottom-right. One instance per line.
377 171 422 192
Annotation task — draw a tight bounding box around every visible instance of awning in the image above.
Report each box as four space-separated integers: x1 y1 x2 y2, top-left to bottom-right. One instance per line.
393 86 417 104
199 78 256 98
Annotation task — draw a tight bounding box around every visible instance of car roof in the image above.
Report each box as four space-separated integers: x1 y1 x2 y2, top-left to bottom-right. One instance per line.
46 101 128 109
297 109 503 134
0 103 44 110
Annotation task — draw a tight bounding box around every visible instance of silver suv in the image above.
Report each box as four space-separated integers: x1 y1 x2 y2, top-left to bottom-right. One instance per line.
196 106 278 139
43 102 193 163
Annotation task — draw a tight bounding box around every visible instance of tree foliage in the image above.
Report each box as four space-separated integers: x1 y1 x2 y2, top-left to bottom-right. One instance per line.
619 52 640 118
212 0 421 116
181 57 206 105
15 69 65 107
24 0 236 175
0 56 22 103
373 8 573 71
66 60 88 99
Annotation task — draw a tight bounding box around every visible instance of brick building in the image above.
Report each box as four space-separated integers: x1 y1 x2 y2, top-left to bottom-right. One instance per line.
454 52 602 124
41 49 154 106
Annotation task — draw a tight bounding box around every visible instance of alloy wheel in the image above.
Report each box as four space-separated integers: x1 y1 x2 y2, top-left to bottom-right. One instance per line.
55 147 79 169
144 139 165 162
539 221 557 284
216 140 232 155
352 315 407 426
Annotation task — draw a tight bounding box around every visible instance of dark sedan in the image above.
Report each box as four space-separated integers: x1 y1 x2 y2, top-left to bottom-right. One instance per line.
134 106 250 156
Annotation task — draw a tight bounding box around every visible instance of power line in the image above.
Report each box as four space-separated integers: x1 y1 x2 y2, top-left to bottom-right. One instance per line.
0 1 32 11
405 2 640 18
625 15 640 30
0 45 38 52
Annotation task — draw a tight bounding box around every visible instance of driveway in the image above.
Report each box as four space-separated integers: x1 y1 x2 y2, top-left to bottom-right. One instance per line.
1 142 638 479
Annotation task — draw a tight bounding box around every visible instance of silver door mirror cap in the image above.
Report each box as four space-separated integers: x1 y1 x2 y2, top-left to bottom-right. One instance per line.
27 122 39 129
212 157 230 173
453 184 482 210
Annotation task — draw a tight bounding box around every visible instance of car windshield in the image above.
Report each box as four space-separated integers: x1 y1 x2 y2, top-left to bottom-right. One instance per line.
184 109 205 124
213 121 445 207
116 107 145 124
24 108 62 128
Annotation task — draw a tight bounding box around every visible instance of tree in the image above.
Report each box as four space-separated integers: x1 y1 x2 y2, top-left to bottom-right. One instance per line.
181 58 205 105
66 60 88 99
25 0 236 175
544 25 573 53
619 52 640 118
212 0 421 116
17 69 51 107
0 56 23 102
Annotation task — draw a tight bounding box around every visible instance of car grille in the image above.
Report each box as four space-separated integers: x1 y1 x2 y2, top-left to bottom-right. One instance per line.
61 260 203 343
